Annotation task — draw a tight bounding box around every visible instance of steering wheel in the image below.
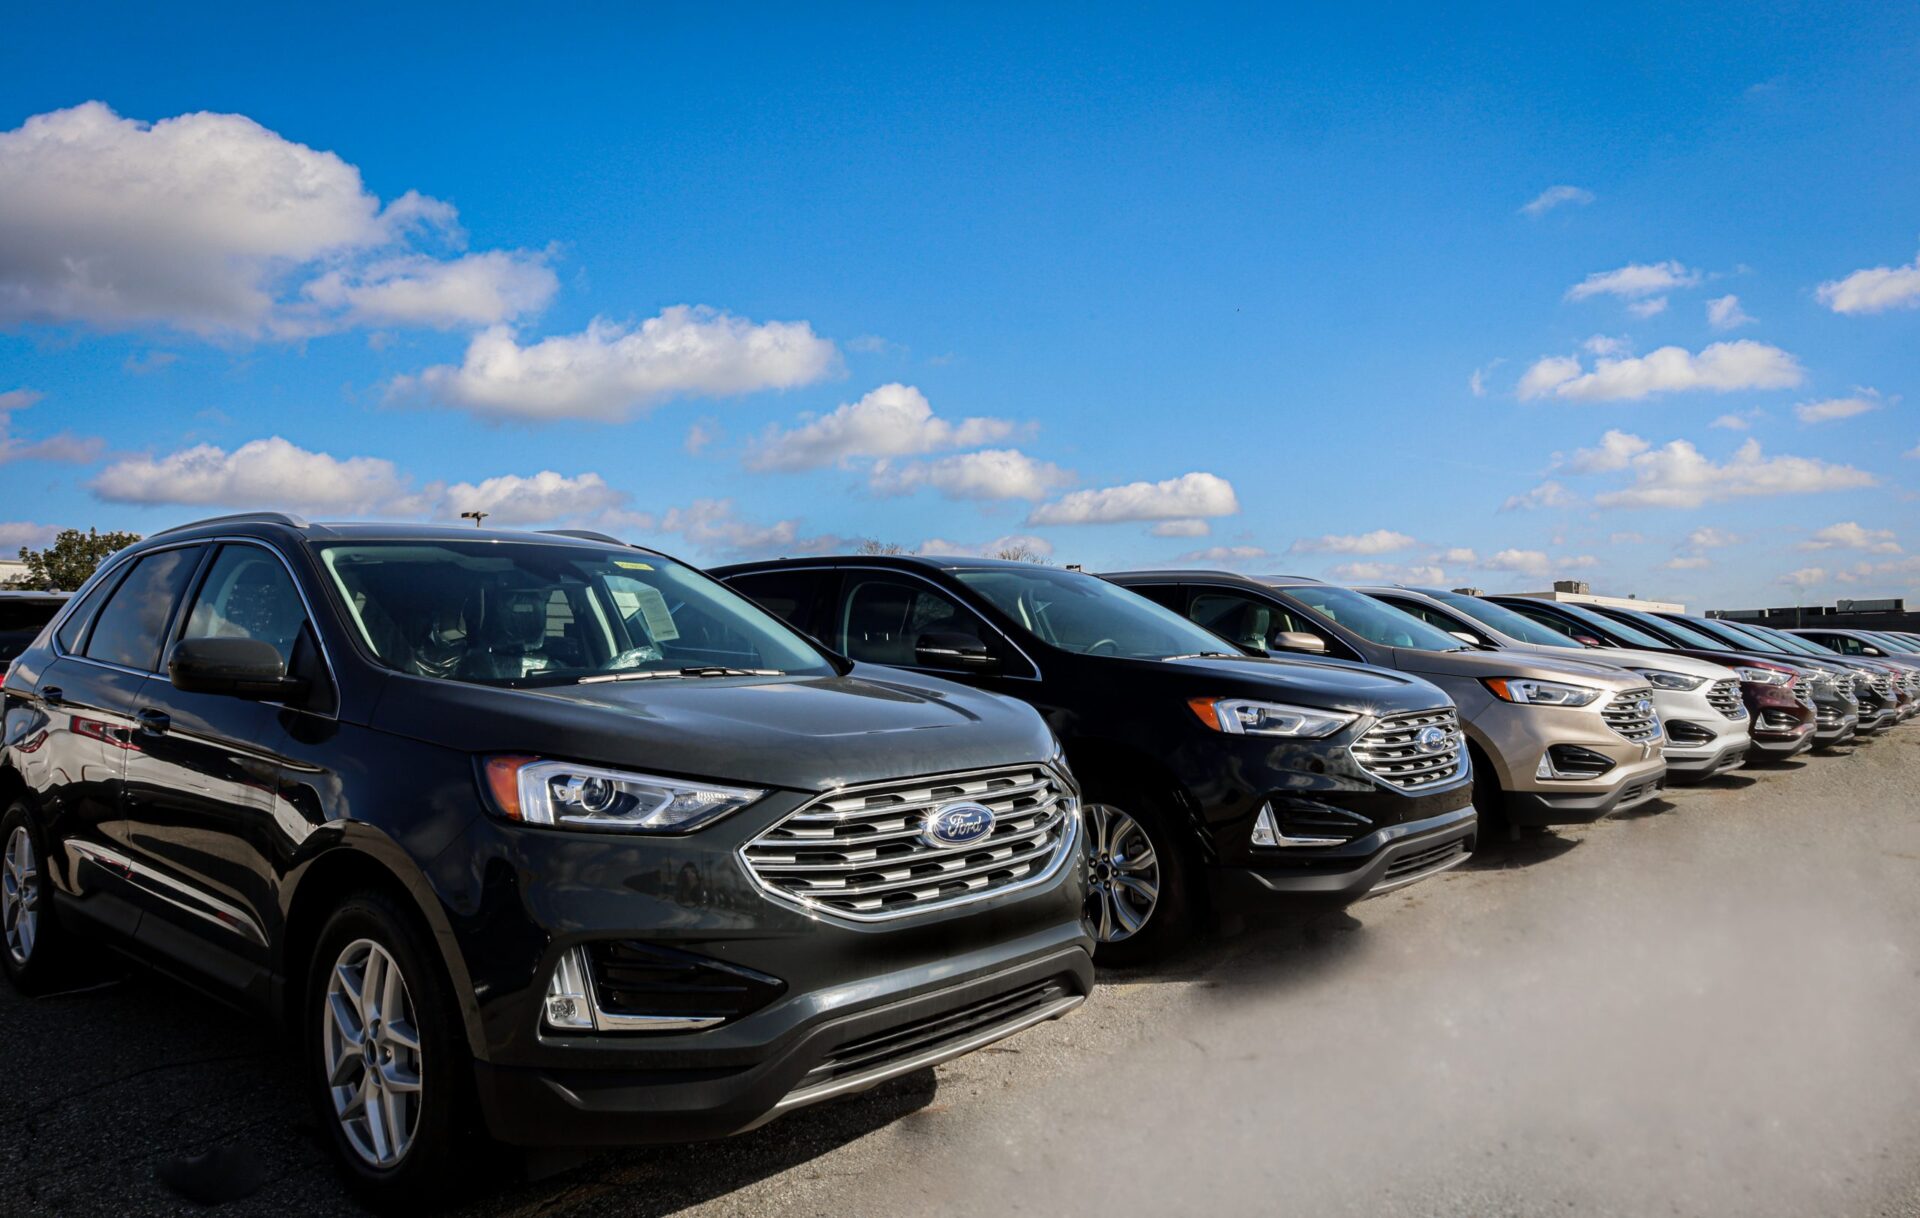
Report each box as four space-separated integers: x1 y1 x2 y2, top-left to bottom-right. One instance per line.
1084 638 1122 656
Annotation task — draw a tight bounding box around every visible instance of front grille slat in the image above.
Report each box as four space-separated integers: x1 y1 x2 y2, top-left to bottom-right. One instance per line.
1349 708 1467 792
741 765 1075 921
1603 688 1661 742
1706 678 1744 719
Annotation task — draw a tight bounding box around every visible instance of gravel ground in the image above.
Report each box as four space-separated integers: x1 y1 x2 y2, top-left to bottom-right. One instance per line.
5 730 1920 1217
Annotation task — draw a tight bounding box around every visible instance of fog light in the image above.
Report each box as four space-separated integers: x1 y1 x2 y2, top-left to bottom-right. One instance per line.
1249 800 1347 848
544 946 596 1031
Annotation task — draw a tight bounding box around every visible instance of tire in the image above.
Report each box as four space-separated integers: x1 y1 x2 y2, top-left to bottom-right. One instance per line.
305 888 477 1210
1467 743 1513 843
1081 789 1195 966
1 801 74 993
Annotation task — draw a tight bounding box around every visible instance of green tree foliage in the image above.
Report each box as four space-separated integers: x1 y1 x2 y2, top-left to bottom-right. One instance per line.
9 528 143 590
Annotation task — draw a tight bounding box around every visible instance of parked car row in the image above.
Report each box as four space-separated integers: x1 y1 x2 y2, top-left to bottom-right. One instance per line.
1 515 1913 1205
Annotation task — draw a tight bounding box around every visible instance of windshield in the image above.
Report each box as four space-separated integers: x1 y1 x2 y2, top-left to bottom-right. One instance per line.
1421 589 1584 649
315 540 835 686
1676 615 1774 653
1284 584 1468 652
955 568 1237 660
1739 623 1828 656
1613 607 1723 650
1868 632 1919 653
1542 602 1671 649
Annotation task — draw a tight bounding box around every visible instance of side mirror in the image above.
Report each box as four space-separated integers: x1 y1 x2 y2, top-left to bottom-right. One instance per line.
1573 635 1603 647
168 637 305 699
1272 630 1328 656
1862 647 1883 656
914 631 998 672
1448 630 1483 646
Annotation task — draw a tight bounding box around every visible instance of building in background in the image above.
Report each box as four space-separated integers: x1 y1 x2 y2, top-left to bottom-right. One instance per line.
1453 579 1686 614
1712 598 1919 633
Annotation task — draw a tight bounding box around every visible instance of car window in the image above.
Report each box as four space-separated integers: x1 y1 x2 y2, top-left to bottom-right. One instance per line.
316 541 834 686
1278 584 1469 652
0 598 64 664
1528 601 1670 649
56 574 122 654
728 569 829 637
1819 634 1863 655
1616 609 1721 650
180 546 313 668
1374 595 1482 642
82 547 203 671
958 567 1235 660
1418 589 1586 649
836 576 995 667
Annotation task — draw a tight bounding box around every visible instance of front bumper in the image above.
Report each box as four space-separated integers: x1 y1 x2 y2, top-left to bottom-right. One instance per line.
1207 804 1478 914
1504 762 1666 825
1663 733 1750 781
473 930 1093 1147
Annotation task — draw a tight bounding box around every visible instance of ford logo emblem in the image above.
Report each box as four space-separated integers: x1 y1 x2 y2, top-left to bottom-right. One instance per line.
1415 725 1450 754
1636 699 1652 715
923 801 996 848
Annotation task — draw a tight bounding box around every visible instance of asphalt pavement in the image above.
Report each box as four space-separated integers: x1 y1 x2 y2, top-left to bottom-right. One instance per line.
5 729 1920 1217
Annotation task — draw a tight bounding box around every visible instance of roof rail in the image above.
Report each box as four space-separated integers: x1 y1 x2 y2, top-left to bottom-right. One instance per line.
152 511 311 537
539 528 630 546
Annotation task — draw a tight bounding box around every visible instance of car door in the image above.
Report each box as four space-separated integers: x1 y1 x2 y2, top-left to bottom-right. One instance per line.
40 546 207 939
120 541 340 996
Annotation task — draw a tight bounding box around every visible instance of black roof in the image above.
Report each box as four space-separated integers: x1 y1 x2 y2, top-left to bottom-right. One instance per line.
714 553 1070 575
144 513 667 556
1101 569 1325 586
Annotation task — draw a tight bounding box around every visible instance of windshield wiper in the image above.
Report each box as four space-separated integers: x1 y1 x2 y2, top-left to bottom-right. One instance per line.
579 666 785 684
1162 651 1238 661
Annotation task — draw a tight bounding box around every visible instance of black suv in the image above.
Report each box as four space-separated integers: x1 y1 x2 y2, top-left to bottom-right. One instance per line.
716 556 1477 964
0 516 1092 1203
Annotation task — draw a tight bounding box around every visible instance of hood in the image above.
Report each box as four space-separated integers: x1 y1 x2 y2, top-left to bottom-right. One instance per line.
1501 645 1737 682
1104 652 1453 716
1388 645 1650 689
368 667 1057 792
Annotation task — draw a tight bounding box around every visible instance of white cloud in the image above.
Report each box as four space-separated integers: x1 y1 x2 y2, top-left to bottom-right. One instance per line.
0 521 61 550
0 387 105 465
1626 297 1669 318
684 421 718 455
1150 518 1210 538
300 250 557 330
1516 341 1804 402
1591 435 1877 509
1798 522 1901 554
1687 527 1742 549
1609 532 1647 545
1469 358 1505 397
1482 549 1599 579
1029 471 1239 526
1664 555 1712 570
1583 334 1630 357
1794 389 1883 424
1565 429 1650 473
1500 480 1575 512
1178 545 1268 565
745 383 1017 471
394 307 840 421
916 533 1055 560
1710 410 1763 431
648 499 822 557
1565 260 1700 303
1327 561 1394 581
1706 294 1754 330
442 471 625 526
1288 529 1418 555
1519 186 1594 218
1778 567 1826 590
1817 249 1920 315
1435 547 1479 564
89 436 419 514
1831 556 1920 587
871 448 1073 502
0 101 543 338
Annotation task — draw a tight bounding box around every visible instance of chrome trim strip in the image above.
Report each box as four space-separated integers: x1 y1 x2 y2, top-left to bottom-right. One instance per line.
67 839 268 945
1369 841 1471 897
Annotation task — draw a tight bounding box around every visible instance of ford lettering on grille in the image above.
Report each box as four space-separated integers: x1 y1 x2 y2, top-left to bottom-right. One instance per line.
923 802 997 847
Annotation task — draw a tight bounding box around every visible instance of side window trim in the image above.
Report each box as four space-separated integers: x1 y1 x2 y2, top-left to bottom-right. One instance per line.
831 567 1040 680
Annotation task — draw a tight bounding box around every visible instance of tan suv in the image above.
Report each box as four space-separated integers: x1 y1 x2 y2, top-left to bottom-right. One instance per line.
1106 572 1668 835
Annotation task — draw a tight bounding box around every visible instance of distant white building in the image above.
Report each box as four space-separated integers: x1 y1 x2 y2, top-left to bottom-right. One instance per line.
0 558 28 587
1506 579 1685 615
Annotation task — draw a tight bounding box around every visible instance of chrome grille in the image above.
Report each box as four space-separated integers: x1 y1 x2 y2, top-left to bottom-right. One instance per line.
1705 678 1744 719
1602 688 1661 742
1349 708 1466 791
1794 681 1816 710
740 765 1076 921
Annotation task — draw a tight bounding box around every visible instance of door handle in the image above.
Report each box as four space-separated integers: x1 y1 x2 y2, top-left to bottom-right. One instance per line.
136 708 172 735
40 685 64 707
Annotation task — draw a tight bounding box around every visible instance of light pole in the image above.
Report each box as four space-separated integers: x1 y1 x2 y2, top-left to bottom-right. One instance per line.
460 511 489 528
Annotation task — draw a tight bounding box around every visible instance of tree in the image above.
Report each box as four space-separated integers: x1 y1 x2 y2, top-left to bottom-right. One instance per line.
991 544 1051 564
854 538 909 555
9 528 143 591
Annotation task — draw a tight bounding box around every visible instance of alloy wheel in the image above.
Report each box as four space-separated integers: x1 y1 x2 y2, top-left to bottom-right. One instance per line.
2 826 37 966
322 938 424 1169
1084 803 1161 943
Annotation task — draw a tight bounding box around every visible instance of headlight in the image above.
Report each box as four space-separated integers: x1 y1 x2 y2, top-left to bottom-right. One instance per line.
483 756 763 832
1735 665 1792 686
1481 678 1601 707
1633 669 1706 691
1187 697 1356 737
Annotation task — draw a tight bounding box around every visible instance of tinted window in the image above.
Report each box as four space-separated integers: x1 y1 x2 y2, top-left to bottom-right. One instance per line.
727 569 829 637
836 576 996 667
181 546 311 667
0 598 64 663
56 575 122 653
83 548 202 671
1279 584 1469 652
1417 589 1585 649
1374 595 1483 641
1614 609 1721 649
1190 589 1326 654
957 567 1235 660
316 541 832 686
1523 601 1671 649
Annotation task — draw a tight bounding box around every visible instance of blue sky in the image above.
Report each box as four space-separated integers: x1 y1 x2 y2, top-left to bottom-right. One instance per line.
2 2 1916 608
